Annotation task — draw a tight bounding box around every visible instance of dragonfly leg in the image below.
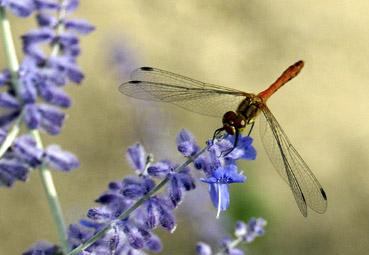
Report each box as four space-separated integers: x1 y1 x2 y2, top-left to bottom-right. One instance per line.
247 121 255 136
221 129 239 157
211 127 225 146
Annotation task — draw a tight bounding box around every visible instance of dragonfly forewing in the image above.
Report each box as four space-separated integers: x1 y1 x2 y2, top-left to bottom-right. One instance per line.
120 67 250 117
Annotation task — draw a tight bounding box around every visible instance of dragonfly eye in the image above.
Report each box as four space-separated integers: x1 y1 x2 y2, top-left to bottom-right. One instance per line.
222 111 237 124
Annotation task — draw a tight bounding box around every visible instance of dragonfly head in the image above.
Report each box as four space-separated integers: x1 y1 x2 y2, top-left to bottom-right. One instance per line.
222 111 246 135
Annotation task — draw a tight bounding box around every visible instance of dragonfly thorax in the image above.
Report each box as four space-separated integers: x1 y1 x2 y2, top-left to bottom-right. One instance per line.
236 95 263 125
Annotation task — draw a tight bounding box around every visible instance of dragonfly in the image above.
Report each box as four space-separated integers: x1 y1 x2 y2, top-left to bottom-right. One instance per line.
119 60 327 217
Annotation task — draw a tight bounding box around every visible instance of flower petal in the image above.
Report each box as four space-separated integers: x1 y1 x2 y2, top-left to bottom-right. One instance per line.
45 145 80 171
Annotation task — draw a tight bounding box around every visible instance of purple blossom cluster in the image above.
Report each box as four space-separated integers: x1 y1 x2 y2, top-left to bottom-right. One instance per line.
24 129 259 254
192 132 256 217
0 129 79 186
2 1 267 255
66 138 197 254
196 217 267 255
0 0 94 186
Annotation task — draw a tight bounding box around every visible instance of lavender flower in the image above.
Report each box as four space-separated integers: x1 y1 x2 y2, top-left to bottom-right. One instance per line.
106 38 140 80
201 164 246 218
182 130 256 218
22 129 261 254
0 133 78 187
0 1 93 253
196 217 267 255
0 0 35 17
196 242 212 255
235 218 267 243
0 0 94 189
22 240 62 255
1 0 95 135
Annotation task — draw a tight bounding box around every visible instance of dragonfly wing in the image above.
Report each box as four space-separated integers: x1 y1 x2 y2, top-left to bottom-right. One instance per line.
120 67 251 117
259 105 327 216
130 67 243 92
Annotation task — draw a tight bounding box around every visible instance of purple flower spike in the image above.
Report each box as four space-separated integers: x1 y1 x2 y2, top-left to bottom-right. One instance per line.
0 110 20 128
224 135 256 161
235 221 247 237
201 164 246 218
168 175 183 207
36 13 57 27
122 224 150 249
21 28 54 47
242 218 267 243
64 0 79 12
0 69 11 86
66 63 84 83
143 200 160 229
228 248 245 255
145 234 162 253
147 160 171 177
197 217 266 255
45 145 80 171
126 143 146 173
0 92 20 109
65 19 95 34
0 158 29 187
176 129 199 157
19 75 38 103
22 240 62 255
48 56 84 84
13 135 44 167
121 177 155 199
34 0 60 10
57 33 79 47
0 159 28 182
1 0 36 17
38 83 72 108
23 104 41 129
87 207 111 222
37 104 65 135
0 129 7 144
196 242 212 255
157 203 176 232
175 167 196 191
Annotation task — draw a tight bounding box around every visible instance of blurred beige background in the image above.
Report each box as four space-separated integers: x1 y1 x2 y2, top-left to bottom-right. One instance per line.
1 1 368 254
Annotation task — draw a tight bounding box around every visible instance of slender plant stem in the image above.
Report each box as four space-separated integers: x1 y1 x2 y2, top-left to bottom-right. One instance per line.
0 115 21 158
0 7 19 82
32 130 69 252
67 146 208 255
215 237 243 255
28 1 70 251
0 6 69 253
0 7 21 154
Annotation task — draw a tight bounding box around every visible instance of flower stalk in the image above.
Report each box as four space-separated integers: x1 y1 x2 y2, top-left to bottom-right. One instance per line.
67 146 207 255
0 6 68 253
215 237 242 255
32 130 69 253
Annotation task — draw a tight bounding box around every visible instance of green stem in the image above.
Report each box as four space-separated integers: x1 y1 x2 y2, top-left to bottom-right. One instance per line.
32 130 69 253
0 7 19 80
0 115 21 158
0 7 22 155
0 6 69 253
67 147 208 255
215 237 243 255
